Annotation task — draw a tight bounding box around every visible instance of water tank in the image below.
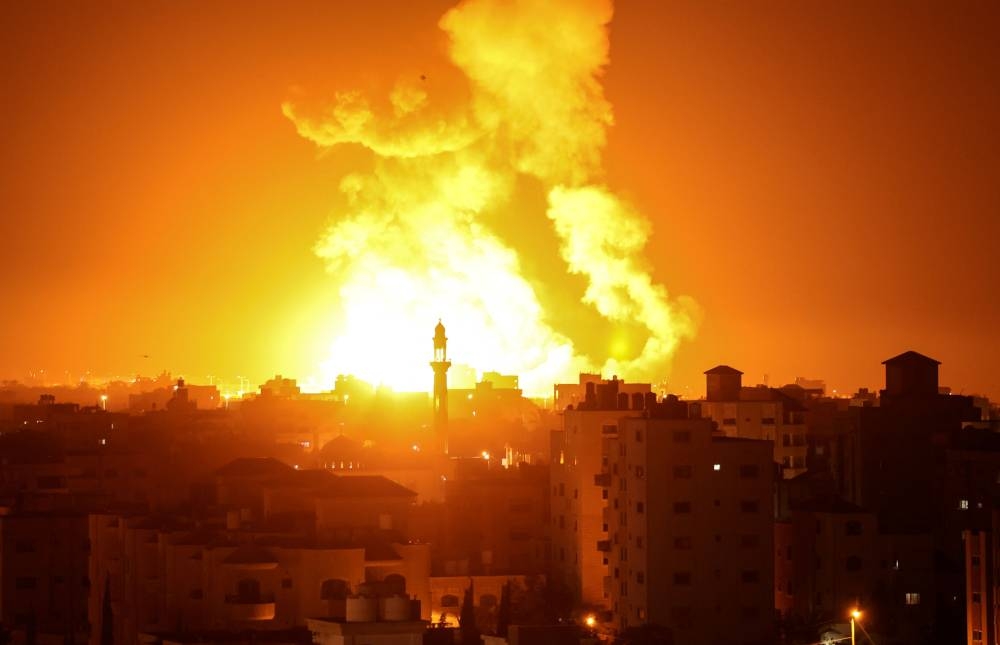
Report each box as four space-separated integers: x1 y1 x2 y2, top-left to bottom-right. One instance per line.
382 595 411 621
346 596 378 622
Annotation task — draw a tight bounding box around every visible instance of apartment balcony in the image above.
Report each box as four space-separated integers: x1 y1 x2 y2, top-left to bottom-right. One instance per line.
593 472 611 487
225 593 276 621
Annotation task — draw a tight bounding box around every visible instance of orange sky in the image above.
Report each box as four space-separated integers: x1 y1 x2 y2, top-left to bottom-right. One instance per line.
2 0 998 398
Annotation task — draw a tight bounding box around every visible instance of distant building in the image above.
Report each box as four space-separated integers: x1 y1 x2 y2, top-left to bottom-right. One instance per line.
88 459 430 643
698 365 809 478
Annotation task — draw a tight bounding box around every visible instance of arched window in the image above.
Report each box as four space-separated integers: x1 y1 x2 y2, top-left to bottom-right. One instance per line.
441 594 460 608
321 579 350 600
384 574 406 596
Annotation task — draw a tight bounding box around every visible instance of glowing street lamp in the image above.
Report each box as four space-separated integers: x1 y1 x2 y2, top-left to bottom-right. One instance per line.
584 614 596 629
850 609 862 645
99 394 108 411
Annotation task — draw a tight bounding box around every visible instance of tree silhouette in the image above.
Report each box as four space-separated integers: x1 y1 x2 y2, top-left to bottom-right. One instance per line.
496 581 511 637
460 581 480 645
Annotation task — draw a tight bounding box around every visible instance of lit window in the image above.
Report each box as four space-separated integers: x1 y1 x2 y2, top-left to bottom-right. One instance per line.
905 592 920 605
960 499 970 510
713 464 721 471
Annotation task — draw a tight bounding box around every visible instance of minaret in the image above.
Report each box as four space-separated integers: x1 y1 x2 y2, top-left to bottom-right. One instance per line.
430 320 451 454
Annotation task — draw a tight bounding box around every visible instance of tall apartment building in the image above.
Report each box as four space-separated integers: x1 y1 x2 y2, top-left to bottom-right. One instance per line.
604 412 775 645
550 377 650 607
699 366 808 478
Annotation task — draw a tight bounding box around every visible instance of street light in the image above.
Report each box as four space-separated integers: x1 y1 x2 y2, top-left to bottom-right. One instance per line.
850 609 862 645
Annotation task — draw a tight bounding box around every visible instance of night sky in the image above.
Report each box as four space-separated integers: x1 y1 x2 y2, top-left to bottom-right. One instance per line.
2 0 998 398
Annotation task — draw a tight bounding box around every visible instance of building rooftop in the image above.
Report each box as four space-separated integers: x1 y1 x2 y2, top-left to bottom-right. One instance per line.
215 457 294 478
317 476 418 499
222 544 279 565
704 365 744 375
882 350 940 366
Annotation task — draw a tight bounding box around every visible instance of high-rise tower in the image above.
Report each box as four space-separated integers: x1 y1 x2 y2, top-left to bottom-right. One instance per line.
430 320 451 454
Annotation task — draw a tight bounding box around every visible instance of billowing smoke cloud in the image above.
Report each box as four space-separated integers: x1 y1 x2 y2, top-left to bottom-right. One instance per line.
283 0 697 396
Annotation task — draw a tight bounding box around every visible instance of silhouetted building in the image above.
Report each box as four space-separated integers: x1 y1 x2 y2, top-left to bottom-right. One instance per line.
550 376 650 608
606 413 775 644
699 365 808 478
0 512 90 641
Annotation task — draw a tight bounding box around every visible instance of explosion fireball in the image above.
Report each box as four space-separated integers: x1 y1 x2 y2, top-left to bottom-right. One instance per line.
283 0 697 396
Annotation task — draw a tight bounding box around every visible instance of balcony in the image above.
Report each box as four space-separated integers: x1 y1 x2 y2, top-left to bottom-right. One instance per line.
593 473 611 487
225 593 276 621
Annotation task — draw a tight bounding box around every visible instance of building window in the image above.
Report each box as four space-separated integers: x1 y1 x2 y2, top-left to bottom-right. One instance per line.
972 555 981 567
189 589 203 600
635 466 645 478
15 577 37 590
674 536 692 549
635 430 643 442
905 592 921 605
960 499 970 510
762 417 776 425
740 534 759 548
636 502 644 513
673 502 692 514
845 521 863 536
741 570 759 583
673 465 692 479
441 594 460 608
636 572 645 584
673 431 691 443
722 418 737 426
973 629 983 641
739 465 759 479
713 463 721 471
636 536 643 548
972 592 981 604
673 572 692 585
740 500 759 513
846 556 863 572
282 578 293 589
14 540 35 553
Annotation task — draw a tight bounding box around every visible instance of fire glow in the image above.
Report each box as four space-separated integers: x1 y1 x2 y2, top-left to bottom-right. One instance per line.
284 0 697 396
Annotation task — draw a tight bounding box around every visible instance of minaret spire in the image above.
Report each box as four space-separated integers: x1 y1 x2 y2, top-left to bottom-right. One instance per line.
430 319 451 454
